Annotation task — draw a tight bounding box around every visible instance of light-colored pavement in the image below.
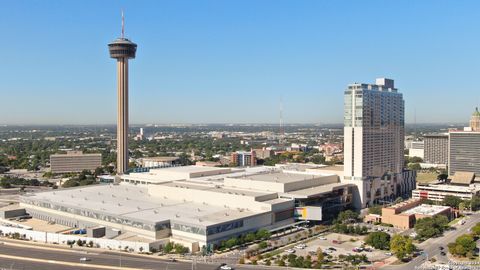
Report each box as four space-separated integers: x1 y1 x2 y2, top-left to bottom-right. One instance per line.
0 238 276 270
277 232 389 263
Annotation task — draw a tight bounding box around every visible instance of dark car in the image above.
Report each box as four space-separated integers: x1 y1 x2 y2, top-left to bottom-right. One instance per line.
440 251 446 256
439 246 444 250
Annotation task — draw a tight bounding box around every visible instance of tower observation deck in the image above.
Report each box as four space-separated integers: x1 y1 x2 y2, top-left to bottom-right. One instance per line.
108 13 137 175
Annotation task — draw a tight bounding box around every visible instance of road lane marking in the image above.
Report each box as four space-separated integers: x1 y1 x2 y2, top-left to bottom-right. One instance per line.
0 253 150 270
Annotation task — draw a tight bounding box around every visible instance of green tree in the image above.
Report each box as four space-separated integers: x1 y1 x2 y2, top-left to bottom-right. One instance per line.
258 241 268 249
390 235 415 261
471 222 480 237
414 215 448 239
0 178 12 189
443 195 462 208
408 163 421 171
365 232 391 250
437 173 448 181
470 196 480 211
335 210 359 224
316 247 324 262
225 238 238 249
368 205 382 215
62 179 79 188
94 167 104 176
245 232 256 243
164 242 174 253
174 243 189 254
448 234 476 257
255 229 271 240
409 156 423 163
459 202 466 213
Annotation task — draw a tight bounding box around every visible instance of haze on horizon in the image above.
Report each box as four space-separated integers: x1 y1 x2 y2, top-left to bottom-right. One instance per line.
1 0 479 125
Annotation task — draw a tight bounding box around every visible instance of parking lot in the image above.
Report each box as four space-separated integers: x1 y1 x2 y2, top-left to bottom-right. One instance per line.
279 232 390 262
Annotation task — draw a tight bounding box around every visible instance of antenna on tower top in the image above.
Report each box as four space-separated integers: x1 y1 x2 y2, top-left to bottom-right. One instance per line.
121 10 125 38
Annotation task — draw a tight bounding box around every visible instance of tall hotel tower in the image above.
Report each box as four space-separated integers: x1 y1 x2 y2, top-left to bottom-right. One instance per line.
343 78 415 208
108 14 137 174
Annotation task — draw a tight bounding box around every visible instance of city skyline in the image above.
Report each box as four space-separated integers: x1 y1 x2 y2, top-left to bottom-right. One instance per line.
1 1 480 125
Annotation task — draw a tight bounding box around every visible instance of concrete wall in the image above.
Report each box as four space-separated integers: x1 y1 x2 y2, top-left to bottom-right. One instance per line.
223 174 338 193
381 213 414 229
147 185 275 212
0 225 151 252
22 204 159 240
0 208 26 219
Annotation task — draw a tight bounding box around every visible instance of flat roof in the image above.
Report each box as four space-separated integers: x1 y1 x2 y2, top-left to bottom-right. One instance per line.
402 204 450 216
285 183 353 198
142 157 180 162
148 166 230 174
415 183 480 193
308 165 344 172
50 153 101 157
162 181 275 198
22 184 264 227
234 172 322 184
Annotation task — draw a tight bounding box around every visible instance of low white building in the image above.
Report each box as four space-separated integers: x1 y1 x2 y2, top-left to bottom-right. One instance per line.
412 172 480 202
20 165 353 251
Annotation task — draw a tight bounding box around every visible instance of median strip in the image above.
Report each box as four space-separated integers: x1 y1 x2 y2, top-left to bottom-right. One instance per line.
0 253 148 270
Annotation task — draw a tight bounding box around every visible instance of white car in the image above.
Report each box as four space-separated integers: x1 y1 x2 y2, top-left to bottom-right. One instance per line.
318 237 327 240
286 249 296 254
219 265 232 270
295 244 306 249
385 252 393 256
79 257 91 262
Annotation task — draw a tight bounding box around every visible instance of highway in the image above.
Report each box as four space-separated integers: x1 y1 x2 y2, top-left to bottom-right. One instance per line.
382 212 480 270
0 239 272 270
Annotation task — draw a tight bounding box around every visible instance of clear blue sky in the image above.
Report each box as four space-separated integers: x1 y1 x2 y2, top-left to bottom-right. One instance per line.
1 0 479 125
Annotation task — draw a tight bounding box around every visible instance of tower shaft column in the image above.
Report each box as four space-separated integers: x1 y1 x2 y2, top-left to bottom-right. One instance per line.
116 58 129 174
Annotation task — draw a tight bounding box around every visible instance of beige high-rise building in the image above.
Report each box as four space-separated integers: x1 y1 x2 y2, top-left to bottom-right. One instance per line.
343 78 415 208
470 107 480 132
108 14 137 174
50 151 102 174
424 133 448 165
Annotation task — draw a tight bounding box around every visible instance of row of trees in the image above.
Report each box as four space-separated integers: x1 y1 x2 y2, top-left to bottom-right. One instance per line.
365 232 415 260
62 170 97 188
332 224 368 235
421 195 480 212
163 242 189 254
284 254 315 268
216 229 271 251
0 176 55 189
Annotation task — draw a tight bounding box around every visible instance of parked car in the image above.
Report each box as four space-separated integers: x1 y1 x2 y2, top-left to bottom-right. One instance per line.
294 244 306 249
318 237 327 240
286 249 296 254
